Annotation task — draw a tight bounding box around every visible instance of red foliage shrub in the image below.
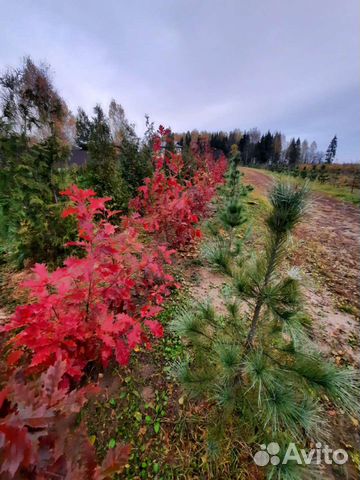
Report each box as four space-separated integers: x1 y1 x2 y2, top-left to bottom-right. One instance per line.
0 360 130 479
125 126 227 247
2 185 174 381
0 125 227 478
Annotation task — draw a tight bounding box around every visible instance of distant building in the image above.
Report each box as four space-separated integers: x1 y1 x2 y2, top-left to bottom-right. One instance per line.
160 141 183 154
68 147 89 167
175 142 183 153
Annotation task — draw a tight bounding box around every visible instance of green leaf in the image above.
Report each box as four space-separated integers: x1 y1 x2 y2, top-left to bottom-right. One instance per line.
153 463 160 473
108 438 116 449
154 421 160 434
134 411 142 422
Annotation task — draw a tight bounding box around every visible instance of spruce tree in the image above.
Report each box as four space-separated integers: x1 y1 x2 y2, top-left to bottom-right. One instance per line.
286 138 301 169
324 135 337 164
75 107 92 150
87 105 129 211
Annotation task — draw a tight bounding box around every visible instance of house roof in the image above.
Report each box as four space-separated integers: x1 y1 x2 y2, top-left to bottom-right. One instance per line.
68 147 89 167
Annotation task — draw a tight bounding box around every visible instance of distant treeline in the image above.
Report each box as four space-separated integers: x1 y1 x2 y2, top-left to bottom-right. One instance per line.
0 56 350 267
175 129 338 167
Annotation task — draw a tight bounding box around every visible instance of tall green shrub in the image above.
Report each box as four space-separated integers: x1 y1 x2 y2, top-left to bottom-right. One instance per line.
0 132 76 266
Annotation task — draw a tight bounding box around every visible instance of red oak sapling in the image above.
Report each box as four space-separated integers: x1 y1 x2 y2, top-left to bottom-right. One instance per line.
0 125 227 479
125 126 227 247
0 360 130 479
2 185 174 381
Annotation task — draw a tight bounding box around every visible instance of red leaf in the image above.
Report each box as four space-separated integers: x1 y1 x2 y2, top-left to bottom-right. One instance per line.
0 425 34 477
0 388 9 409
61 206 78 218
140 305 162 318
127 323 142 349
144 320 164 338
96 444 131 479
115 340 130 366
7 349 24 366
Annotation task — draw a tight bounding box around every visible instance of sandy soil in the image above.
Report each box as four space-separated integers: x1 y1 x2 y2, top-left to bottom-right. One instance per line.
241 167 360 311
240 167 360 365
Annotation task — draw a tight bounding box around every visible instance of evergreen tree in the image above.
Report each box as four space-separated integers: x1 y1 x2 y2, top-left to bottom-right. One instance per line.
229 144 241 167
87 105 129 210
185 131 192 147
238 133 251 165
172 182 359 479
108 103 153 195
273 132 282 165
286 138 301 168
140 113 155 163
324 135 337 164
309 165 318 181
0 59 76 266
119 136 152 196
0 131 75 265
75 108 92 150
264 131 274 164
318 164 330 183
210 131 229 155
295 138 301 163
203 162 248 275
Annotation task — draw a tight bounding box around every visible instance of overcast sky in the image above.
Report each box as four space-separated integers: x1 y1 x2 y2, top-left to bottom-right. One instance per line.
1 0 359 161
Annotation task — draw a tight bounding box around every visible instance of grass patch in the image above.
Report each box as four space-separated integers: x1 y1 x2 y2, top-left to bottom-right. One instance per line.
257 168 360 205
242 188 270 248
338 302 358 316
83 294 188 479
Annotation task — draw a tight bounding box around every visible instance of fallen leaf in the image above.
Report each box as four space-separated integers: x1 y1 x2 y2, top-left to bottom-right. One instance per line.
134 411 142 422
350 416 359 427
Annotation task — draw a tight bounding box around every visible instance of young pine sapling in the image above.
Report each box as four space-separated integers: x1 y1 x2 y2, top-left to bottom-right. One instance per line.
172 182 359 479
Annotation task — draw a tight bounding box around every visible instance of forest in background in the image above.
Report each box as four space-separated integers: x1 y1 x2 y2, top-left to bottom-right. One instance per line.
2 57 358 270
0 57 359 480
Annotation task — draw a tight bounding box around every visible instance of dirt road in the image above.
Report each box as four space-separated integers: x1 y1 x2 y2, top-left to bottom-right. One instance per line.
241 167 360 311
240 167 360 373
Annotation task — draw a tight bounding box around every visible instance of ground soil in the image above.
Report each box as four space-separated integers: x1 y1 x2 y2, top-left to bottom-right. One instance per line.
241 167 360 312
241 166 360 342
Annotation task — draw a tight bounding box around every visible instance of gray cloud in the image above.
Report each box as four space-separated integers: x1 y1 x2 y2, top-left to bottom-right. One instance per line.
1 0 359 161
